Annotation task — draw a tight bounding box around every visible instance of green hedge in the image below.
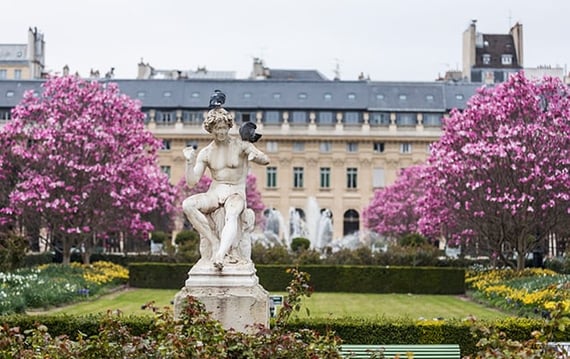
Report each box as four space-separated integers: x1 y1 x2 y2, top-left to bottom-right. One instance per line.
129 263 465 294
0 314 557 357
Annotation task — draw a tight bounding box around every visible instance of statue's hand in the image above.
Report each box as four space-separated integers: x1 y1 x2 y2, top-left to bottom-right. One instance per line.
183 146 197 163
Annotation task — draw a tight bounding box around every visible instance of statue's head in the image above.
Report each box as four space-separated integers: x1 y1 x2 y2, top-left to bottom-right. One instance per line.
203 107 234 133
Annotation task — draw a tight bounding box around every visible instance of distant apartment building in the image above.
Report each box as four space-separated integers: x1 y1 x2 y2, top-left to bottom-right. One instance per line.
0 28 46 80
462 20 523 83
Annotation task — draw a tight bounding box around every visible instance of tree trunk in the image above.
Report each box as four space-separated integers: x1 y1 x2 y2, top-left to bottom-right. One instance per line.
62 237 72 265
516 250 526 271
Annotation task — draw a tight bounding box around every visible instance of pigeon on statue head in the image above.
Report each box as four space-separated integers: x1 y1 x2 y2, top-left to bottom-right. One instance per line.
208 89 226 109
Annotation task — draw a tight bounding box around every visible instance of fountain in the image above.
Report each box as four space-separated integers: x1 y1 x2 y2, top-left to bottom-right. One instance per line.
261 208 287 247
315 209 333 249
257 197 367 253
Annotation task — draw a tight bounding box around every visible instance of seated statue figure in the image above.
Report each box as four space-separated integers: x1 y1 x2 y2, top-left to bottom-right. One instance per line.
182 107 269 270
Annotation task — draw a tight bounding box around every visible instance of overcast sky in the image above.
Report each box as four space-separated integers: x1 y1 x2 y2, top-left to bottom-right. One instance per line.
2 0 569 81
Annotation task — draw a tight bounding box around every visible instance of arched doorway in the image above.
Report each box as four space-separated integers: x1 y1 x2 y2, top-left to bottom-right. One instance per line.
343 209 360 236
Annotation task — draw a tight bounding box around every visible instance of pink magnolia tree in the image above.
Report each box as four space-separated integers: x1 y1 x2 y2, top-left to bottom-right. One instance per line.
176 172 266 228
363 165 426 239
0 76 176 264
419 73 570 270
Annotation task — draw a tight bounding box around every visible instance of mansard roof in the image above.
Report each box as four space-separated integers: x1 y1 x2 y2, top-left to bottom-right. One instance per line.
0 79 480 112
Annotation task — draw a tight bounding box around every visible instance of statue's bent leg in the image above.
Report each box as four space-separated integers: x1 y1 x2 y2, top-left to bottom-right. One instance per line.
213 195 245 268
182 196 219 261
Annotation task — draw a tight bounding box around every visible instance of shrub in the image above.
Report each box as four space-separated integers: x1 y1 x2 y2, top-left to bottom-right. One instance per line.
150 231 169 244
173 230 200 262
291 237 311 252
398 233 428 247
0 230 27 272
251 242 294 264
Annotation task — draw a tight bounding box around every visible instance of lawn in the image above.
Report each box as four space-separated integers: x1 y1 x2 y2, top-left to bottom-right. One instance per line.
32 288 507 320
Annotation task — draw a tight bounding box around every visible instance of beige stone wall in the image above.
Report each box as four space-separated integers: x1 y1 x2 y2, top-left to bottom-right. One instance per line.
0 65 31 80
151 111 441 241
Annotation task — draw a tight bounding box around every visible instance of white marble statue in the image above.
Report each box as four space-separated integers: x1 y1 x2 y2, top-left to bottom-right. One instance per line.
182 106 269 270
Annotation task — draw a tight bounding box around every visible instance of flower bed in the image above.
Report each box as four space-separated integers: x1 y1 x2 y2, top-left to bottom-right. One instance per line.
0 261 128 314
466 267 570 317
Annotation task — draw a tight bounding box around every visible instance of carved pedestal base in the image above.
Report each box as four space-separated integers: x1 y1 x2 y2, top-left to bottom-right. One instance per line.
173 260 270 333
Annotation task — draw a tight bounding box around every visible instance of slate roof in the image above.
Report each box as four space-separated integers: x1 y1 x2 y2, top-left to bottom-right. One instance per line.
475 34 521 68
265 69 328 81
0 79 480 112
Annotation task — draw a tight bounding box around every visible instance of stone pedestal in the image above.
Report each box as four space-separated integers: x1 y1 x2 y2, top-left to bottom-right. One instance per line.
173 259 270 333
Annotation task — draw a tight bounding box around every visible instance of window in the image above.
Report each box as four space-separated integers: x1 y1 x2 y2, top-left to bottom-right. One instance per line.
160 166 171 179
266 141 278 152
482 54 491 65
344 112 360 125
323 93 332 101
237 112 253 123
501 54 513 65
161 139 172 151
347 93 356 100
137 91 145 98
373 142 385 153
346 142 358 152
483 71 495 84
398 94 407 101
5 91 14 97
319 141 332 153
243 92 252 99
373 167 385 188
292 141 305 152
318 111 334 125
370 112 390 125
191 92 200 99
396 113 416 126
346 167 358 189
183 111 203 124
291 111 307 124
264 111 280 124
293 167 304 188
423 113 442 126
320 167 331 188
0 110 10 120
376 94 385 100
455 94 464 100
400 143 412 153
272 92 281 99
425 94 434 102
266 167 277 188
163 91 172 97
343 209 360 235
186 140 198 148
156 111 174 124
14 69 21 80
0 70 6 79
143 111 150 123
298 92 308 100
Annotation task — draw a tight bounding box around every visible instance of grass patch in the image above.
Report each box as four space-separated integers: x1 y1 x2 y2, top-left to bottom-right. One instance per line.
32 288 507 320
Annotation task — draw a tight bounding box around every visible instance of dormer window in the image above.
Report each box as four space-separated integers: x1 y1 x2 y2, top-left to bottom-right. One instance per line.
501 54 513 65
482 54 491 65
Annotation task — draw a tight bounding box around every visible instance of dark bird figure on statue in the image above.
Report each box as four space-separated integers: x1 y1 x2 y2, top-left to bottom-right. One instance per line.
209 89 226 109
239 121 262 143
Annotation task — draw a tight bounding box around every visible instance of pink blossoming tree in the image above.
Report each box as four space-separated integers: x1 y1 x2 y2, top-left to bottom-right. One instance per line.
419 73 570 270
363 165 427 239
0 76 176 264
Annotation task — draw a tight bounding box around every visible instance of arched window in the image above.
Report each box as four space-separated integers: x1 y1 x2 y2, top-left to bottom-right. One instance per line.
343 209 360 236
